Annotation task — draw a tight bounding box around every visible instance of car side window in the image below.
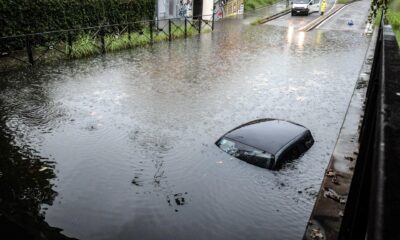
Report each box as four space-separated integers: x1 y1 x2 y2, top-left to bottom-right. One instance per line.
289 146 301 159
280 145 301 163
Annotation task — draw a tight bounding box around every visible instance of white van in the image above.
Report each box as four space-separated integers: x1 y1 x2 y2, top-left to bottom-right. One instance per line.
291 0 320 16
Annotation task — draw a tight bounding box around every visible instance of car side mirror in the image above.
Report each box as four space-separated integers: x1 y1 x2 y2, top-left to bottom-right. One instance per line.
309 2 313 5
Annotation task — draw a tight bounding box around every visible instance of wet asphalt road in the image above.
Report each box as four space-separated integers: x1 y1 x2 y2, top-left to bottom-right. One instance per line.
0 1 371 240
317 0 371 32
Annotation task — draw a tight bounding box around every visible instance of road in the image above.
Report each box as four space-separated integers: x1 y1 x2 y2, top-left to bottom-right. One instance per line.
0 1 372 240
265 0 336 29
317 0 371 32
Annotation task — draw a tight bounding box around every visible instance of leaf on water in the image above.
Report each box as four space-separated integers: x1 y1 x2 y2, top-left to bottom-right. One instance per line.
39 167 49 172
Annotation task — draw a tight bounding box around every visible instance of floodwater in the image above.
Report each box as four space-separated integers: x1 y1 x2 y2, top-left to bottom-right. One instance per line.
0 4 370 240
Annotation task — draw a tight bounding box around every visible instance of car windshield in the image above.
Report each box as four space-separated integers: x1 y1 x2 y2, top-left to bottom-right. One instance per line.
217 138 273 161
292 0 309 3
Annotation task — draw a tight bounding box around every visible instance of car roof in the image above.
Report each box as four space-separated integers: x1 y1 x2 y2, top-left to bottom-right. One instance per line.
222 119 308 155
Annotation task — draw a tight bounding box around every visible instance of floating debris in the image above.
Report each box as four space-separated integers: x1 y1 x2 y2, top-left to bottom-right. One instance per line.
323 188 347 204
339 211 344 217
131 176 143 186
332 176 339 185
325 169 336 177
344 156 354 161
310 228 324 239
347 20 354 26
167 192 188 208
39 167 50 172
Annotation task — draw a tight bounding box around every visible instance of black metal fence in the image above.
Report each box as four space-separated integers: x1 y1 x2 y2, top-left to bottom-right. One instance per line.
337 17 400 240
0 15 215 66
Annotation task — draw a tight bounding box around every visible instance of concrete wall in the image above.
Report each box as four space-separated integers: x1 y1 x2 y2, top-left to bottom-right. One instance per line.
202 0 214 17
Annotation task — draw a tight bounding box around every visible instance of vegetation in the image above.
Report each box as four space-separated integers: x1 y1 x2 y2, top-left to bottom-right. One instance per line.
386 6 400 44
374 8 383 26
0 0 209 63
337 0 348 4
1 0 155 38
371 0 400 44
64 24 205 59
68 35 100 58
244 0 280 11
251 17 264 25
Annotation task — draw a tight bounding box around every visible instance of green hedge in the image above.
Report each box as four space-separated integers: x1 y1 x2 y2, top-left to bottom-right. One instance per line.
244 0 279 11
386 7 400 45
0 0 155 37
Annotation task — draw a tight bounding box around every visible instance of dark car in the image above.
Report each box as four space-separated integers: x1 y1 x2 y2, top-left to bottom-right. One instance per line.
216 119 314 170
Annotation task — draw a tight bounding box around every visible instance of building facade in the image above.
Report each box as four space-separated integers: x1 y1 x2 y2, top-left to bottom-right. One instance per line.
156 0 214 20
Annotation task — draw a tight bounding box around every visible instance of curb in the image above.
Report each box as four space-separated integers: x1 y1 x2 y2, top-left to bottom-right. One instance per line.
252 8 291 25
302 23 380 240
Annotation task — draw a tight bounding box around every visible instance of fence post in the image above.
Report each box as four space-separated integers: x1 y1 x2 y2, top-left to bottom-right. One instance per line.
168 19 172 41
184 17 188 38
198 17 202 34
149 21 153 44
212 3 215 31
99 27 106 54
128 24 131 42
67 32 72 56
25 36 34 65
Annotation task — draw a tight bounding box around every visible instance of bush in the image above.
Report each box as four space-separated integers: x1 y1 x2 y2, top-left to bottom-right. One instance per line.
337 0 348 4
244 0 279 11
387 8 400 29
0 0 155 37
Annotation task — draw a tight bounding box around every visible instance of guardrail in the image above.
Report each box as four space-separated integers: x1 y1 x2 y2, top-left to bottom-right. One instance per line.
0 15 214 67
304 12 400 240
339 17 400 240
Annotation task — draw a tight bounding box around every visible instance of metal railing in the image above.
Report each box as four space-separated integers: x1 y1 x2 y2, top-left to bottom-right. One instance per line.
0 14 215 67
304 13 400 240
338 16 400 240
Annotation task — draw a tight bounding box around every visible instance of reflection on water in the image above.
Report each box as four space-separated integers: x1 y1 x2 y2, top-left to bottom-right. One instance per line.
0 11 370 240
0 119 75 239
287 26 295 45
297 31 306 50
314 31 323 46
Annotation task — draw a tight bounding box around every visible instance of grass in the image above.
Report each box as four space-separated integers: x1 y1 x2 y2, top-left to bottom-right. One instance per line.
67 35 99 58
337 0 348 4
105 32 150 51
64 24 207 59
251 17 264 25
372 0 400 46
244 0 280 11
386 7 400 45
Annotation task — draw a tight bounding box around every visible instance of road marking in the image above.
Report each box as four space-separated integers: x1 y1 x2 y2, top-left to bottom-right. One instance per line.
315 4 348 29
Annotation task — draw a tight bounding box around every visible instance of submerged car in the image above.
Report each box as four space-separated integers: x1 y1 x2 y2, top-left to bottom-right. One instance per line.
216 119 314 170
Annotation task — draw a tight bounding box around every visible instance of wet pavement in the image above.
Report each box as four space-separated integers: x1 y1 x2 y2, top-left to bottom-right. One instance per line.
0 2 371 240
316 0 371 32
